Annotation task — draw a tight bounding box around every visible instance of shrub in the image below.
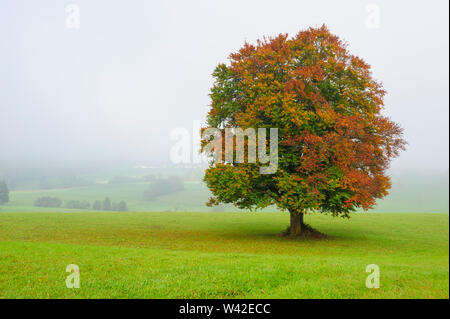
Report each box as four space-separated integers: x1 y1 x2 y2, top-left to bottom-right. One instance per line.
93 200 102 210
34 197 62 208
102 197 112 210
117 201 128 212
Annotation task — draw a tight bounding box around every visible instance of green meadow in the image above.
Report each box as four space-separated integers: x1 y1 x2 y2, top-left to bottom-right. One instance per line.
0 212 448 298
1 171 448 298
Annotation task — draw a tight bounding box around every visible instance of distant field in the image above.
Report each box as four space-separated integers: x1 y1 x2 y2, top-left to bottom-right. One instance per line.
1 181 263 213
2 173 449 213
0 212 448 298
2 181 204 212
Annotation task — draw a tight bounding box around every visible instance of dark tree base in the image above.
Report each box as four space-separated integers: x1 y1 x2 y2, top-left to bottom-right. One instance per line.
282 223 326 238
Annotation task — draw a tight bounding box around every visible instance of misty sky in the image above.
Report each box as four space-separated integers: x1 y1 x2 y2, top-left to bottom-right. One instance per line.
0 0 448 171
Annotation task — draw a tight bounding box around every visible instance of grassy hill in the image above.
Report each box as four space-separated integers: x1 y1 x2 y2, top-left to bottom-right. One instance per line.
0 212 448 298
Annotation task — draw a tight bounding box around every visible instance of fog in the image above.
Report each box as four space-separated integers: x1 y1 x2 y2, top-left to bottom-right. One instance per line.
0 0 448 173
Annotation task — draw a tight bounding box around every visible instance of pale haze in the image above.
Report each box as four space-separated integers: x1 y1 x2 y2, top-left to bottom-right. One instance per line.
0 0 448 173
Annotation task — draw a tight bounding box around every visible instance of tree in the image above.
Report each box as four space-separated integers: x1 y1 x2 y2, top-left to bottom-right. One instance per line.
80 200 90 210
66 200 81 209
0 180 9 204
93 200 102 210
34 197 62 208
117 201 128 212
201 26 406 236
103 197 112 211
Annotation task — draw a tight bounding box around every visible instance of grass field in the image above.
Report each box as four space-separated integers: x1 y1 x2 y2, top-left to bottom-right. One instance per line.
0 212 448 298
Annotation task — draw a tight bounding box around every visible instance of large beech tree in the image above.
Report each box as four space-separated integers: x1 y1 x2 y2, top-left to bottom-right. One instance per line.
201 26 406 236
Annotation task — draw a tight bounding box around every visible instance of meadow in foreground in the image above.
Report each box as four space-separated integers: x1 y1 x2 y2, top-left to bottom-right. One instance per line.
0 212 448 298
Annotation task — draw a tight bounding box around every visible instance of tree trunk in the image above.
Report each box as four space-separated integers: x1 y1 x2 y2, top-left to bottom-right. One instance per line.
289 210 304 236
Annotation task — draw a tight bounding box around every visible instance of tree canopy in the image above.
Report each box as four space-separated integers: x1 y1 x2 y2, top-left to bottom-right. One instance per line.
201 26 406 236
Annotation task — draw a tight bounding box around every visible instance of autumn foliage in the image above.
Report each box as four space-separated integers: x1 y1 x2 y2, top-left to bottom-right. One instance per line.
201 26 406 236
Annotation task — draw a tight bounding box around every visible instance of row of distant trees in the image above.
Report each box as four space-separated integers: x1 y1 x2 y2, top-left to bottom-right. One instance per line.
34 196 128 211
34 197 63 207
92 197 128 211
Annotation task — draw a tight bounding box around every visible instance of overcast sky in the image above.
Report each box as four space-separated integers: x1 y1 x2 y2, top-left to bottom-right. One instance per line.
0 0 448 171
